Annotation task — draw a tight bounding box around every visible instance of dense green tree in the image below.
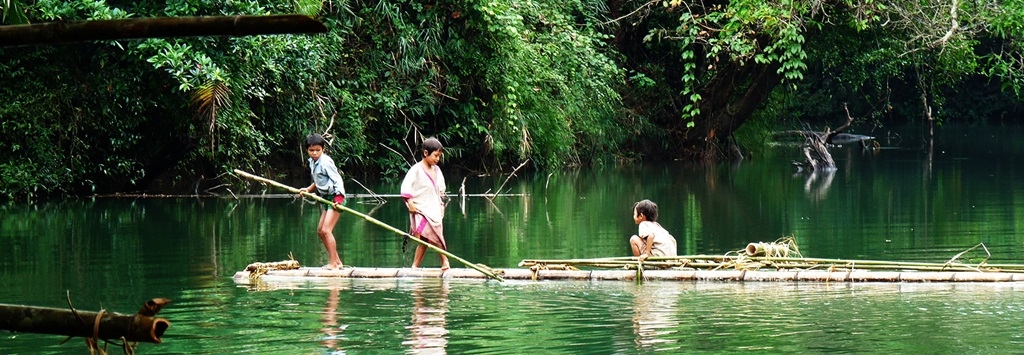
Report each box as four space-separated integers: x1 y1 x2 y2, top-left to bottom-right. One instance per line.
611 0 1023 158
0 0 626 200
1 0 1022 201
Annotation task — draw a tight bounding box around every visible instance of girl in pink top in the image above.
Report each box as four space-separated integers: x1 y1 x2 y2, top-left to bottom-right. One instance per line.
401 137 450 270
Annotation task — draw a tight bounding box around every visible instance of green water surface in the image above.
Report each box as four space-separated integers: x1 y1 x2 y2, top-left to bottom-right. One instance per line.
3 125 1024 354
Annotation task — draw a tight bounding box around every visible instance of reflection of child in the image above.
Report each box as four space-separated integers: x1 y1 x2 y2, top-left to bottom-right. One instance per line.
629 199 677 261
319 287 342 351
405 281 451 350
299 133 345 269
631 282 682 350
401 137 450 270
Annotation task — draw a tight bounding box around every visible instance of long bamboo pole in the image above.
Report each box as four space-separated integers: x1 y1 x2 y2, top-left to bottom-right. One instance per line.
582 254 1024 269
233 169 504 282
519 255 1024 273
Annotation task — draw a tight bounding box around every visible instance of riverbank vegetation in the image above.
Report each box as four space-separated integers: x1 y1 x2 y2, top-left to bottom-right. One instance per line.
1 0 1021 201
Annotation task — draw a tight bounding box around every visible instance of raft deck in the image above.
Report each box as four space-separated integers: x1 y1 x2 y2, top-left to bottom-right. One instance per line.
233 267 1024 283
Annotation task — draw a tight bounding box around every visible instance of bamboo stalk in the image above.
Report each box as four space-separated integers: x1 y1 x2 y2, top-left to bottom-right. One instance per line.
521 258 699 266
519 254 1024 273
635 255 1024 269
233 169 503 282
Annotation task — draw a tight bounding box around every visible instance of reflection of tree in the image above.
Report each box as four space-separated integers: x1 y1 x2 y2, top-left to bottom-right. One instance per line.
631 283 681 351
320 286 344 352
403 281 450 353
800 169 836 202
684 162 785 252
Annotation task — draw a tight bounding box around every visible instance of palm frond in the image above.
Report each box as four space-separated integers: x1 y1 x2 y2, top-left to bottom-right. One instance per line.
295 0 323 17
191 80 232 152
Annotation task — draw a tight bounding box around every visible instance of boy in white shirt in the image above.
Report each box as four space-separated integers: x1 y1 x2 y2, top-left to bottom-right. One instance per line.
629 199 677 261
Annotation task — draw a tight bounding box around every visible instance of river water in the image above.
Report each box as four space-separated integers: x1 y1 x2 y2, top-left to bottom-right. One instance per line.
3 125 1024 353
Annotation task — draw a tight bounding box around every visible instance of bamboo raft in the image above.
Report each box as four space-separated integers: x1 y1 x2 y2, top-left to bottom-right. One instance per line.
234 240 1024 284
231 168 1024 284
233 266 1024 283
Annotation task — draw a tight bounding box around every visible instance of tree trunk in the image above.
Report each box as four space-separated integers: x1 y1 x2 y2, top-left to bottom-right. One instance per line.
0 15 327 47
685 55 782 160
0 300 171 343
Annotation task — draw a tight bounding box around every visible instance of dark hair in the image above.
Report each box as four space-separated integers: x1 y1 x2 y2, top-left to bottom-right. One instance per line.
306 133 327 149
634 199 658 222
422 137 443 156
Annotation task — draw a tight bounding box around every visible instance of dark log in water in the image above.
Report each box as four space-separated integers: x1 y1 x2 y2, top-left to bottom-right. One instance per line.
0 299 171 343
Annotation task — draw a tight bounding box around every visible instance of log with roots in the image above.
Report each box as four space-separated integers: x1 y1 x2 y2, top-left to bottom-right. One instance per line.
0 298 171 344
799 133 835 171
791 103 858 171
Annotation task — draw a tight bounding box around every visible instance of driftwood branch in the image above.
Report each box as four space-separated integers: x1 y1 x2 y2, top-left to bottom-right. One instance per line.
0 299 171 344
490 160 530 198
378 143 414 168
0 15 327 47
823 103 855 142
789 103 862 171
348 177 385 204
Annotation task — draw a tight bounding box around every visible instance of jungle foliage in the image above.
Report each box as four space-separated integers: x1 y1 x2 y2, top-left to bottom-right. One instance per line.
1 0 1022 201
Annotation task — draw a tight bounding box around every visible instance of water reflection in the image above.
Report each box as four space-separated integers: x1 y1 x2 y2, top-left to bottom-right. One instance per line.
320 286 345 353
799 169 835 201
403 281 450 353
631 283 681 351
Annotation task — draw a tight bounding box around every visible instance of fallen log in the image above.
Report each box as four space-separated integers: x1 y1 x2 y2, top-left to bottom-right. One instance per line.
0 298 171 344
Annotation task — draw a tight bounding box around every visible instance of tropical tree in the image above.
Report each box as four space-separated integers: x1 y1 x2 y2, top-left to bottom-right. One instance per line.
610 0 1024 159
0 0 627 200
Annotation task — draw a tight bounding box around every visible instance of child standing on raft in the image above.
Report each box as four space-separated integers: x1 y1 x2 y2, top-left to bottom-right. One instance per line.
401 137 451 270
299 133 346 270
629 199 677 261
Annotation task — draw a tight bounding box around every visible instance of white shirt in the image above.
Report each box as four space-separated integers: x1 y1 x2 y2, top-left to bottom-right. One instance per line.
638 221 677 256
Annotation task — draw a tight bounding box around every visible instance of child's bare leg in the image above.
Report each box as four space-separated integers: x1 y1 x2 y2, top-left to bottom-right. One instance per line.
629 235 645 256
412 244 427 268
318 210 343 269
439 254 450 271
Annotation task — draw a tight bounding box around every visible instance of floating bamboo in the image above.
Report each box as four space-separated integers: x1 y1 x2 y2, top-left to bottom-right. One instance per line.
233 169 504 282
232 266 1024 283
0 299 171 343
519 254 1024 273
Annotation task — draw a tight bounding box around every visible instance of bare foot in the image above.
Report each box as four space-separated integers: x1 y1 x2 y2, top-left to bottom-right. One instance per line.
323 263 343 270
440 264 451 271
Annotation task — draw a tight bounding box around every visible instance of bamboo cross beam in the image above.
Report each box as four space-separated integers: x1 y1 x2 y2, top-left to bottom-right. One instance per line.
233 169 504 282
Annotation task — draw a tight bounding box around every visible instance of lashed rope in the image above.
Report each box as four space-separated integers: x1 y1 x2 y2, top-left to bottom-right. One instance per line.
715 237 804 271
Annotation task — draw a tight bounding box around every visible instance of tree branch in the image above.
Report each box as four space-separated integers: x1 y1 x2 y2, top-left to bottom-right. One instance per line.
933 0 959 47
0 15 327 47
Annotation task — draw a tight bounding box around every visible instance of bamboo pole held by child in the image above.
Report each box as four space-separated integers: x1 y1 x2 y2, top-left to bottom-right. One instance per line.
233 169 504 282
